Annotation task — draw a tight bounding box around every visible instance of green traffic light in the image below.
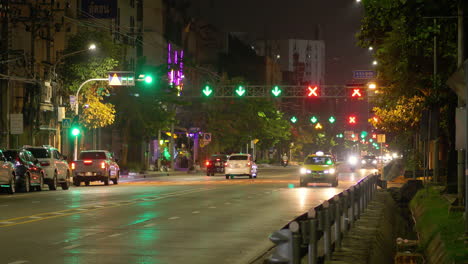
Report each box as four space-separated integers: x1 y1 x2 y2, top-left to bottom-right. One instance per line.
290 116 298 123
144 75 153 84
271 86 282 97
202 85 213 96
360 131 368 139
310 116 318 124
71 127 80 136
235 85 246 96
328 116 336 124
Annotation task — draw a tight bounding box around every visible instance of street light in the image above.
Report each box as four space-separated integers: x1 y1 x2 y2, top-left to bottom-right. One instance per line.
51 43 97 80
368 82 377 89
372 60 378 65
368 46 373 51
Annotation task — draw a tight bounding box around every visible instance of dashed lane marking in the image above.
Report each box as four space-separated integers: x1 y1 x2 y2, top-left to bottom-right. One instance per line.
168 216 180 220
0 188 217 228
108 233 121 238
8 261 28 264
192 211 200 214
209 206 216 209
63 244 80 250
144 223 156 227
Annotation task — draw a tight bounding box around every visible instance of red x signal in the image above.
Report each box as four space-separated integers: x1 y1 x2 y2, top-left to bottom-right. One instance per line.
307 86 319 97
348 116 357 124
351 88 362 97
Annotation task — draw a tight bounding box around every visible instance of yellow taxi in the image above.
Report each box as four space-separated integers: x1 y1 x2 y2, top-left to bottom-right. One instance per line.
299 151 338 187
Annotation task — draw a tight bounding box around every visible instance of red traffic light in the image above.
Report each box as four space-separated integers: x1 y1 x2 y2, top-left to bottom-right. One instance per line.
307 86 319 97
348 115 357 124
351 88 362 97
372 133 377 139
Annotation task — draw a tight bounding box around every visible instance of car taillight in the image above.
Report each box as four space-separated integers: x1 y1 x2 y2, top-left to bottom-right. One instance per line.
71 162 75 170
84 160 92 164
101 161 106 169
40 161 50 166
205 161 210 166
224 162 228 167
246 162 251 167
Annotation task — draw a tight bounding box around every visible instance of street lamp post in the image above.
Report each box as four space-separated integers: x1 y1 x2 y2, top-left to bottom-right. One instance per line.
73 78 108 160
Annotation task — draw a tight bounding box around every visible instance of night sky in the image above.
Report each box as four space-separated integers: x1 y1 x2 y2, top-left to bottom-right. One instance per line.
190 0 374 84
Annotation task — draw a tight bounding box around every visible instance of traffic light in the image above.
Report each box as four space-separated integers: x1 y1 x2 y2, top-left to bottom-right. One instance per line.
360 131 368 139
310 116 318 124
372 133 377 139
328 116 336 124
71 126 80 137
348 115 357 125
307 86 319 97
351 88 362 97
336 133 344 138
315 123 323 130
271 85 282 97
290 116 298 124
202 85 213 97
144 75 153 84
235 85 246 96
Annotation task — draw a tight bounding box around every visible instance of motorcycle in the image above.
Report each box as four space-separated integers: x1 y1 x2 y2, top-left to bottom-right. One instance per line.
281 159 289 167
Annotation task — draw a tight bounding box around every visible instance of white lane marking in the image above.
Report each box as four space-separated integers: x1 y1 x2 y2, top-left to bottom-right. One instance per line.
144 223 156 227
75 208 88 211
209 206 216 209
51 212 64 215
108 233 121 238
63 244 80 250
0 204 9 207
192 211 200 214
0 221 15 224
28 216 43 219
168 216 180 220
224 202 231 205
93 205 105 208
8 260 28 264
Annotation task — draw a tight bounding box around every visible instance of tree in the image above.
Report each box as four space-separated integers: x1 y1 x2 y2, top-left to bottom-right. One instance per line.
59 30 123 129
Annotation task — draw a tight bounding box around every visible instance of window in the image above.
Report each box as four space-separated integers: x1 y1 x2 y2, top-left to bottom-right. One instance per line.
53 150 60 159
26 148 50 158
304 157 333 165
229 155 248 161
79 152 107 160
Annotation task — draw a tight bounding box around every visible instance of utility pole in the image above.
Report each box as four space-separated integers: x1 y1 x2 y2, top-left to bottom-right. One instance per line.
457 1 465 209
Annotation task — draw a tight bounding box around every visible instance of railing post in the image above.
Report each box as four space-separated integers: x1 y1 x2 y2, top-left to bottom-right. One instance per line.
342 190 350 233
356 183 362 219
322 201 331 260
333 195 342 249
290 221 301 264
307 208 318 264
349 186 355 227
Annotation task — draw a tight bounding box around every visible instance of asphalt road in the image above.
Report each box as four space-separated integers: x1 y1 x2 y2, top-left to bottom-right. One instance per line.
0 164 375 264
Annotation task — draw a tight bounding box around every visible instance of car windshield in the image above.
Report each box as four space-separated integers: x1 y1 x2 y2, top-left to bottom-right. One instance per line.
305 156 333 165
26 148 50 158
363 156 376 159
229 155 248 160
79 152 107 160
3 150 18 161
211 155 227 161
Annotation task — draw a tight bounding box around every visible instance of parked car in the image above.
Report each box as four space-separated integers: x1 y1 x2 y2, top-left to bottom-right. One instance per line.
24 145 70 190
224 154 257 179
3 149 45 192
71 150 120 186
299 151 338 187
0 150 16 194
205 154 228 176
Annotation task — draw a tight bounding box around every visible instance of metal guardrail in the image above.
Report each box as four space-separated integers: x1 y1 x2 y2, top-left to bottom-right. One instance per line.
267 174 386 264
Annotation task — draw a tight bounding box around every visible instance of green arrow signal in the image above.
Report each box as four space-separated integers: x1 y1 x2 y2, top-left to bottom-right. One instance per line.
236 86 246 96
290 116 297 123
310 116 318 124
328 116 336 123
202 85 213 96
271 86 282 97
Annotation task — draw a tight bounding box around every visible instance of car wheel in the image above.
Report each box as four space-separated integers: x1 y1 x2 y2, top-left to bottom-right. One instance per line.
61 171 70 190
7 175 16 194
104 176 109 185
73 178 80 186
225 175 229 179
85 181 90 186
299 180 307 187
211 172 215 176
36 174 44 191
22 174 31 192
48 173 58 190
112 172 119 185
206 171 210 176
249 174 252 179
331 178 338 187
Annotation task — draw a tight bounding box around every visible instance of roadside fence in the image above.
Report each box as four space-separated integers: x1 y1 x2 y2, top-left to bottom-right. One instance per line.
267 173 386 264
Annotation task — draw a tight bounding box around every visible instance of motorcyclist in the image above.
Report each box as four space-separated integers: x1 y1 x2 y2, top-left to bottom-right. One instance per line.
282 153 289 167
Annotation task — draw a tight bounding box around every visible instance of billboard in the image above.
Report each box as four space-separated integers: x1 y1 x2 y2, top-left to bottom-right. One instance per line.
80 0 117 19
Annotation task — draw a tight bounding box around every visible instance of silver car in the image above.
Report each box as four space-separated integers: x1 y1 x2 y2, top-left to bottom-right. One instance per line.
0 150 16 194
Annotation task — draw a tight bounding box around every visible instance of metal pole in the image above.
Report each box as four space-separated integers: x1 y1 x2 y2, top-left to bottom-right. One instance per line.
457 1 466 207
322 201 331 260
464 58 468 235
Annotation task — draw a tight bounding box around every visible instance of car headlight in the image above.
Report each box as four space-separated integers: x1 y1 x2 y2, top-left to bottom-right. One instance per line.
329 168 336 174
361 160 366 164
300 168 307 174
348 156 358 165
372 160 377 164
